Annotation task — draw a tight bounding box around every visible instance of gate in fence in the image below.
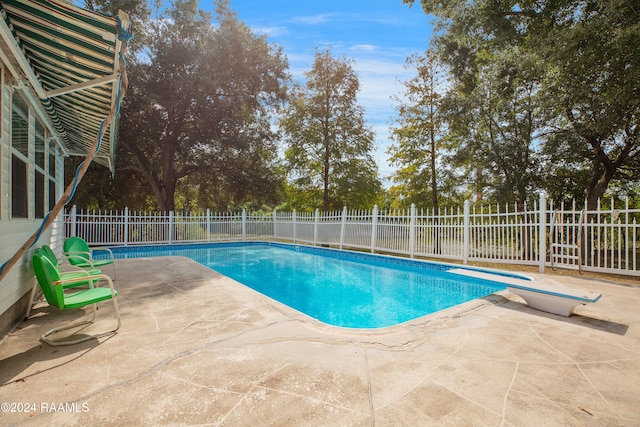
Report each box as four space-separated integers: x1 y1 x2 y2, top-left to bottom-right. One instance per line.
548 198 639 276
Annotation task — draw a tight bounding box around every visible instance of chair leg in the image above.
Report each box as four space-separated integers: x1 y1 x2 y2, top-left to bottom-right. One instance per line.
40 300 121 346
41 318 96 346
25 281 42 319
112 295 122 330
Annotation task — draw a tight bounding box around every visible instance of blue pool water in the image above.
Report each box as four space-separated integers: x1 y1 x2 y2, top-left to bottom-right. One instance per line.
108 242 522 328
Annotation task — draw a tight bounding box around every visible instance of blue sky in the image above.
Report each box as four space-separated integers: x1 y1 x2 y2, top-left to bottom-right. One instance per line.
221 1 434 183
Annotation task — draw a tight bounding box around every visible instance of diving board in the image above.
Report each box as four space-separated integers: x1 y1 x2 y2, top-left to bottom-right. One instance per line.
447 268 602 317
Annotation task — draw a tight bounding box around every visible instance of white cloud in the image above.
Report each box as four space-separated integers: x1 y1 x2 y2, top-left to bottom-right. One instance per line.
291 14 334 25
253 26 289 37
350 44 378 52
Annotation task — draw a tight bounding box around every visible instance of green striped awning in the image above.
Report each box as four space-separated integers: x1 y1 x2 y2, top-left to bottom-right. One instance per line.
0 0 130 170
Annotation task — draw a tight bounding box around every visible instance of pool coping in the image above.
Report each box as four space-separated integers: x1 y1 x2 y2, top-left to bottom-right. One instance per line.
106 241 527 329
107 240 533 281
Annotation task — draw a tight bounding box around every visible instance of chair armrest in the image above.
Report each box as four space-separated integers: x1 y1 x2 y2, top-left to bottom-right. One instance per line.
53 270 93 286
89 246 115 261
59 263 93 273
66 250 92 258
54 274 117 296
64 253 97 269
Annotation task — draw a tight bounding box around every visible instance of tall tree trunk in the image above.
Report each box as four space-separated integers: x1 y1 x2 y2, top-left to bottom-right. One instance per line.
475 166 483 202
323 167 330 214
583 154 614 267
157 184 176 212
429 101 440 254
429 82 438 212
323 126 331 213
585 141 617 211
586 164 614 211
577 123 636 212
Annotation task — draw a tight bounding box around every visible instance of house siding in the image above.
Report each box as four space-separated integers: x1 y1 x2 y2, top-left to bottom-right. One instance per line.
0 63 66 338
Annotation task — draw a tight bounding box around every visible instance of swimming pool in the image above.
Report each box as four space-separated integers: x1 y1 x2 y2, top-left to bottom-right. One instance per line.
108 242 527 328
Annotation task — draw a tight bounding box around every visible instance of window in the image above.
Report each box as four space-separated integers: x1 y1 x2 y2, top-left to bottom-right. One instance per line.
35 170 45 218
10 92 60 220
34 120 48 219
11 154 28 218
49 179 56 211
11 95 28 157
35 122 45 169
48 141 56 178
12 94 30 218
48 141 58 211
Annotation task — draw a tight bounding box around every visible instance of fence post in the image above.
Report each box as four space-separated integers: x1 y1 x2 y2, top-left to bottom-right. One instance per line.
242 208 247 241
314 209 319 246
123 207 129 246
272 209 277 240
409 204 416 258
206 209 211 242
370 205 378 253
169 211 174 244
292 209 297 243
70 205 77 237
340 206 348 249
539 194 547 273
463 200 470 264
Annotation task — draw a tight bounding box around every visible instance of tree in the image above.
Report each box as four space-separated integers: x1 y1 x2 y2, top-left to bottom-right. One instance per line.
388 50 448 210
62 0 150 210
539 0 640 209
113 0 288 211
280 49 381 212
405 0 640 208
444 49 544 204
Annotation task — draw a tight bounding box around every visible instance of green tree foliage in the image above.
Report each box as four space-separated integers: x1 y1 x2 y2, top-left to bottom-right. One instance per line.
63 0 150 210
68 0 289 211
405 0 640 208
444 49 544 204
388 51 449 210
119 0 289 211
538 0 640 209
280 49 382 212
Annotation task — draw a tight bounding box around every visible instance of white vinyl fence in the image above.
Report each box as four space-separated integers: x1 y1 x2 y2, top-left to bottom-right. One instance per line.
64 195 640 277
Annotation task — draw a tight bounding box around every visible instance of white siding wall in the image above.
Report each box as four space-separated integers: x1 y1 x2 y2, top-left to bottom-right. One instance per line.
0 63 65 325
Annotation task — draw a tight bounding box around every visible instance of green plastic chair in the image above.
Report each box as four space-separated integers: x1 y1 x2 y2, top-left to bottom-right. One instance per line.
25 247 102 319
32 252 121 346
63 237 117 279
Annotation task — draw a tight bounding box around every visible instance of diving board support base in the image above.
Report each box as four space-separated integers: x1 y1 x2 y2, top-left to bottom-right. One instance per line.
506 287 584 316
446 268 601 317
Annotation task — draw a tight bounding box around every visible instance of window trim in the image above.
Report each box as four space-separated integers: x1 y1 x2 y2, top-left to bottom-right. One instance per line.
9 90 60 220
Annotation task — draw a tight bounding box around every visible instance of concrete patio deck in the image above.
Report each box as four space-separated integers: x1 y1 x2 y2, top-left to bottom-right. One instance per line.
1 256 639 426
